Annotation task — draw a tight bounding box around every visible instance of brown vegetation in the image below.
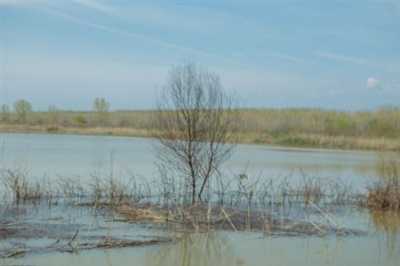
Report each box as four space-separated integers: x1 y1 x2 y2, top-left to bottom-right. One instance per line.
0 169 50 204
367 183 400 211
1 106 400 151
367 155 400 211
114 203 364 237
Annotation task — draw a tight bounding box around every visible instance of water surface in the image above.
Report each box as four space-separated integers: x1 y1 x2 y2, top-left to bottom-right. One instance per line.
0 133 379 187
1 133 398 266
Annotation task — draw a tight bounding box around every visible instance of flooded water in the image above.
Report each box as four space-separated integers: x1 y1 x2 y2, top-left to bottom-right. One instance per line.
1 200 399 266
6 215 400 266
1 133 399 266
0 133 379 187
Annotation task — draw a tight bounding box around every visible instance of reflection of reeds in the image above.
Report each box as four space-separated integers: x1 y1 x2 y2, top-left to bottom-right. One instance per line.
370 210 400 234
145 233 245 266
370 210 400 256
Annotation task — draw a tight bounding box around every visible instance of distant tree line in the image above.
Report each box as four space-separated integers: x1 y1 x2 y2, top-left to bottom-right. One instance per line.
0 98 111 126
1 97 400 140
1 100 33 123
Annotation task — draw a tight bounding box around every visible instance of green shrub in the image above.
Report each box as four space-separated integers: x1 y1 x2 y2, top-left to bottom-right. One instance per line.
73 115 88 127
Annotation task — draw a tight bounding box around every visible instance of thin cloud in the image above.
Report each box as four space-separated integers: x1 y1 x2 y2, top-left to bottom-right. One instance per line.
315 51 368 65
263 52 305 64
71 0 114 14
40 7 215 59
58 0 305 66
0 0 45 6
366 77 380 89
35 5 256 69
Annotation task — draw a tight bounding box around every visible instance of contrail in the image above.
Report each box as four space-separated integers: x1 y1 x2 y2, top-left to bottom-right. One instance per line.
38 6 243 68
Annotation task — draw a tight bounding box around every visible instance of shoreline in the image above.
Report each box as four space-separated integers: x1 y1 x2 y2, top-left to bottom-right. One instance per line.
0 124 398 152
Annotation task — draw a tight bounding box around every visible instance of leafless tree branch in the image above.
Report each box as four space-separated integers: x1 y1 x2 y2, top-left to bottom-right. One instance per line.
152 63 239 205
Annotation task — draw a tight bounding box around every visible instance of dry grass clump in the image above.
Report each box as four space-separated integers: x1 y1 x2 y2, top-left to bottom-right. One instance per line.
56 176 86 200
87 173 153 207
115 203 269 232
367 155 400 211
0 169 51 204
290 175 324 205
114 203 364 236
117 204 167 223
367 181 400 211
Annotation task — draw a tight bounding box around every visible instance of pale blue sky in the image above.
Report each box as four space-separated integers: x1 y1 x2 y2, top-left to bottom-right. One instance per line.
0 0 399 110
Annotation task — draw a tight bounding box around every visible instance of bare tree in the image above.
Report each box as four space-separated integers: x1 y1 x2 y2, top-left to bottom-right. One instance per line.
153 63 239 205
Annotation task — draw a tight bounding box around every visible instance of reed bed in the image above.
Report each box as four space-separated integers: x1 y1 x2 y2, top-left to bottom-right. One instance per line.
367 180 400 211
0 169 53 204
0 167 359 209
114 203 364 236
366 155 400 211
0 161 396 238
2 107 400 150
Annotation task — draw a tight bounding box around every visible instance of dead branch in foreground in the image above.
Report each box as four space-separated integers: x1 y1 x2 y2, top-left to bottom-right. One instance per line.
0 237 173 259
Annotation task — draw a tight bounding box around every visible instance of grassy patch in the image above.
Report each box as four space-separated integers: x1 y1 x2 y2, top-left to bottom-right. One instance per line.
1 108 400 151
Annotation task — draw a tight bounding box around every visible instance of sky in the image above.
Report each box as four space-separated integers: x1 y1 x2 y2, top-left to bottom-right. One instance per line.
0 0 399 111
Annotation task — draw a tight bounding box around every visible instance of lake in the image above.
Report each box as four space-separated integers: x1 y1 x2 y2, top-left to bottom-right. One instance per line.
1 133 399 266
0 133 379 187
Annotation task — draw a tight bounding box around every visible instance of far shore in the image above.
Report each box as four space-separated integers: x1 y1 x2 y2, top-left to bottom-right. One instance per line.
0 124 398 152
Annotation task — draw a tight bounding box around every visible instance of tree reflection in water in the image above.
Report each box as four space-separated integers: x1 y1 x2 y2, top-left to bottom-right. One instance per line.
145 233 246 266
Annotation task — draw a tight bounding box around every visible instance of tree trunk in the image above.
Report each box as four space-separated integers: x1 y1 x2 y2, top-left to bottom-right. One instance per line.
191 176 196 205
